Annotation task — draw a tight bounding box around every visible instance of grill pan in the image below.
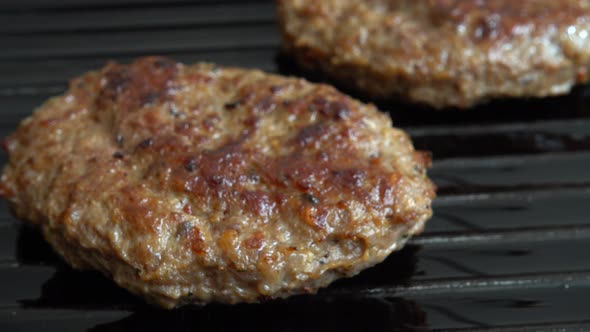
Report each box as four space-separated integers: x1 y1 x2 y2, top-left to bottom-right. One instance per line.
1 1 590 331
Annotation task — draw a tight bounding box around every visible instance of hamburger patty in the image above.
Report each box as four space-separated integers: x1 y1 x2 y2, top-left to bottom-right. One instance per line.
277 0 590 108
0 57 435 308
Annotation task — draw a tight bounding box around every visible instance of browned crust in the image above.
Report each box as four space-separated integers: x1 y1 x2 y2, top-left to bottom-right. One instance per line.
277 0 590 108
0 57 435 307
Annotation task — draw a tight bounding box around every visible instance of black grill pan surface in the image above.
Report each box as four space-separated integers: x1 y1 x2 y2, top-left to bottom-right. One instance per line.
1 1 590 331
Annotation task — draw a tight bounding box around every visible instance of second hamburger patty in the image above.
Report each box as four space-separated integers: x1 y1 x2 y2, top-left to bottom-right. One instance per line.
278 0 590 108
0 57 435 308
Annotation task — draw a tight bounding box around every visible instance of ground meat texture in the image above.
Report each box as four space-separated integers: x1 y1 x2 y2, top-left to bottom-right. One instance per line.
277 0 590 109
0 57 435 308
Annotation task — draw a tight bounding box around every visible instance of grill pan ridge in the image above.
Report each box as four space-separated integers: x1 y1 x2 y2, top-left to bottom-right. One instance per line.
1 1 590 330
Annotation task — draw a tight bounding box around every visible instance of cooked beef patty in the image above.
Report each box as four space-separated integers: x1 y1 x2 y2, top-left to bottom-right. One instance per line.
277 0 590 108
0 57 435 308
